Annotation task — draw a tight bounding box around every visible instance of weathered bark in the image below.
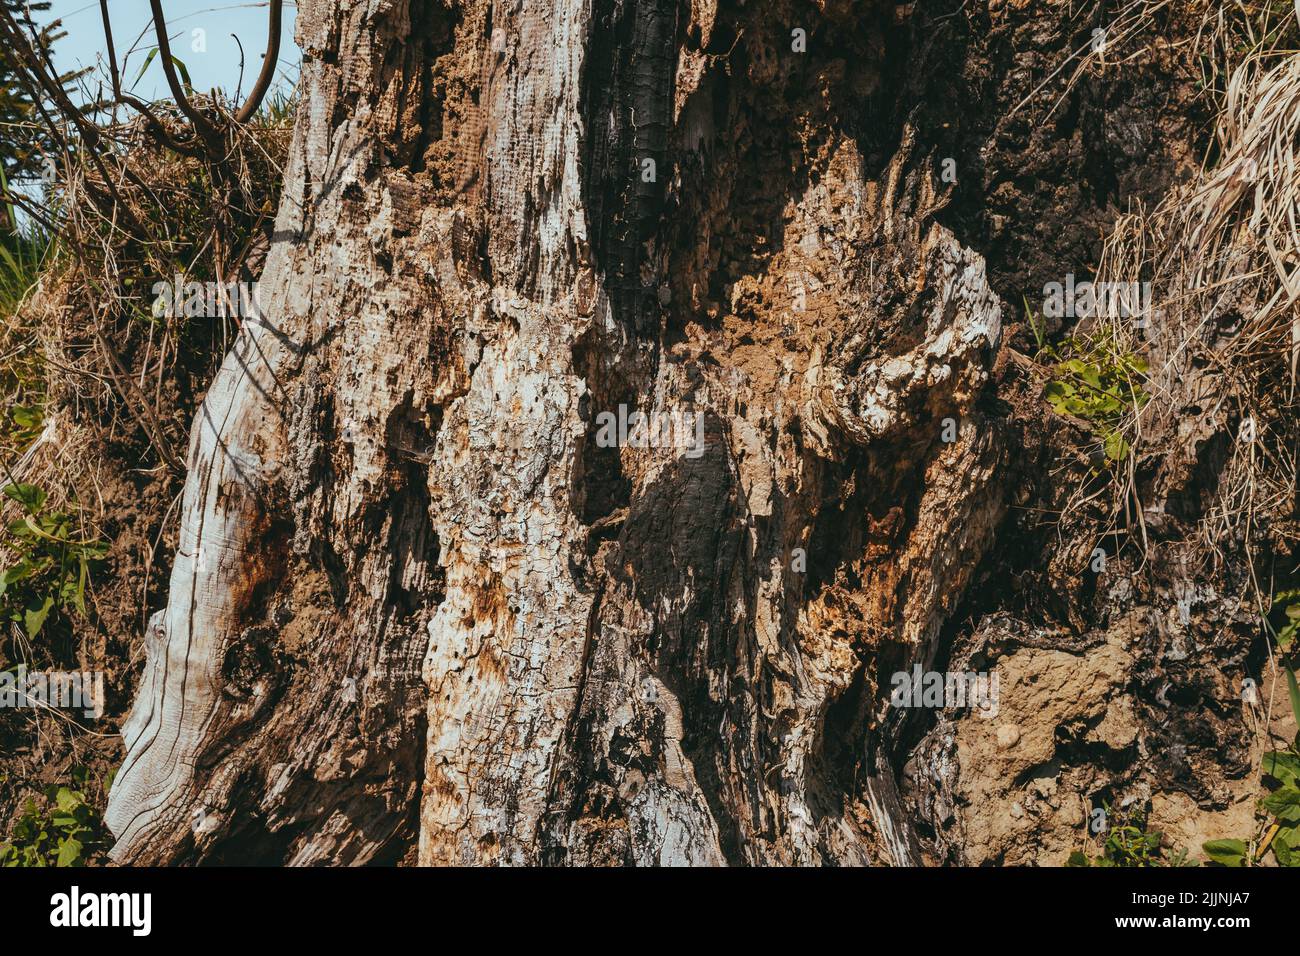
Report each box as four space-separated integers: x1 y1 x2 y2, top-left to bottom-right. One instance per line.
104 0 1270 866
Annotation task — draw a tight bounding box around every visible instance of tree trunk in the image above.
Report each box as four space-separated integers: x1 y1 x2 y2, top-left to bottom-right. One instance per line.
104 0 1266 866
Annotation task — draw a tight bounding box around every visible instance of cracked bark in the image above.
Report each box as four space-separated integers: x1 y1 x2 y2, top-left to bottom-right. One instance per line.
106 0 1010 866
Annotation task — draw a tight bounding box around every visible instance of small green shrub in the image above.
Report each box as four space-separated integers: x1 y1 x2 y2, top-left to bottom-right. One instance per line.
1069 803 1192 867
5 404 43 451
1042 336 1150 466
0 482 107 640
1203 750 1300 867
0 223 50 462
1259 750 1300 866
0 767 109 867
1271 588 1300 653
1202 590 1300 867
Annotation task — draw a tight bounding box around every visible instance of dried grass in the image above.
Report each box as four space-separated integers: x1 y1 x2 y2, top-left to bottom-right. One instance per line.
0 94 293 672
1090 42 1300 560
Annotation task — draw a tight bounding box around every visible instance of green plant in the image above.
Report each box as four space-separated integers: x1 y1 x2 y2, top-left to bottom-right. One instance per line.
1042 334 1150 465
1203 750 1300 867
1271 588 1300 652
0 767 108 867
0 1 87 190
1201 837 1250 867
1023 295 1047 356
0 214 49 320
259 88 298 125
0 482 106 640
1068 803 1192 867
1201 589 1300 867
0 205 51 463
1259 749 1300 866
5 404 42 451
1267 589 1300 762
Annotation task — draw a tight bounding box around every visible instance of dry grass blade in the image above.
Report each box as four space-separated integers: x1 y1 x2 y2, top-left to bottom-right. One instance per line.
1087 34 1300 577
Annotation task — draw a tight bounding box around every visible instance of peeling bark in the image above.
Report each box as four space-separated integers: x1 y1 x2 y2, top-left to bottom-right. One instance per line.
104 0 1268 866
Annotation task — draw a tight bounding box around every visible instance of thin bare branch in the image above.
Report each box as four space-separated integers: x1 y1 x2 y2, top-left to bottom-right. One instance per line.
147 0 221 152
234 0 285 124
97 0 203 158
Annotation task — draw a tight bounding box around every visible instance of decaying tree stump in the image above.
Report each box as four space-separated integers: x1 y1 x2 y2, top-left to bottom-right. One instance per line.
105 0 1270 866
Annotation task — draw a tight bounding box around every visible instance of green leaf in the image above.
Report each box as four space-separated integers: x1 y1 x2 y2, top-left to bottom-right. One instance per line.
1076 365 1103 389
1263 751 1300 786
170 55 192 90
0 241 19 275
0 559 33 593
72 557 87 616
23 595 53 640
1286 667 1300 732
1093 393 1123 415
10 406 40 430
1067 850 1090 866
1280 618 1298 651
1202 838 1248 866
1103 431 1130 463
1044 380 1075 410
2 483 46 512
55 835 81 867
1275 827 1300 866
132 47 160 89
1262 786 1300 823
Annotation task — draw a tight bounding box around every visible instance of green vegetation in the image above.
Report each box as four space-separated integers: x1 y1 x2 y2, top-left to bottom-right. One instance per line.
1200 590 1300 866
0 171 51 318
0 482 106 641
0 219 50 460
0 0 85 195
1 83 55 466
1272 588 1300 653
1069 803 1193 867
1258 749 1300 866
1202 749 1300 867
0 766 111 867
1041 333 1150 466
